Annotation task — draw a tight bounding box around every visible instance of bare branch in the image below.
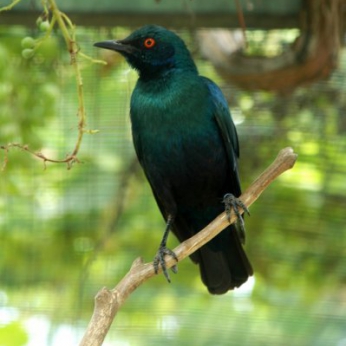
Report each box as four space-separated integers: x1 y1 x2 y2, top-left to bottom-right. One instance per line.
79 147 298 346
0 0 21 12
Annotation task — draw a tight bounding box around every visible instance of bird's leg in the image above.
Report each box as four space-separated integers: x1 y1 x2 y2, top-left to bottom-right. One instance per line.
223 193 250 244
153 214 178 283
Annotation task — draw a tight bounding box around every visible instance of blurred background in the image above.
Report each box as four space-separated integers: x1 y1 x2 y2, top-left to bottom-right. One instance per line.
1 0 346 345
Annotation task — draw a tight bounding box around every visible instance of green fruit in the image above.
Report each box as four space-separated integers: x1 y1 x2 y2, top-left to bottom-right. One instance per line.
36 16 43 27
36 36 59 61
39 21 50 32
22 48 34 59
21 36 36 49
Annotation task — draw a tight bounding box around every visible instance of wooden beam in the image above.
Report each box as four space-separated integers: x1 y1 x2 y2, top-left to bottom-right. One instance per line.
1 11 299 29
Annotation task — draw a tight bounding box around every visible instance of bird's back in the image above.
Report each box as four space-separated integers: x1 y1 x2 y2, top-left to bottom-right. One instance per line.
131 70 253 294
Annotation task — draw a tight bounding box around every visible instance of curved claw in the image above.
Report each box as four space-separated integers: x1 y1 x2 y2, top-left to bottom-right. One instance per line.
223 193 249 221
223 193 249 244
153 246 178 283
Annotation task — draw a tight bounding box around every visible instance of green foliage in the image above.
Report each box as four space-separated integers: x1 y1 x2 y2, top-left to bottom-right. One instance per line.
244 29 300 57
0 27 60 150
0 321 28 346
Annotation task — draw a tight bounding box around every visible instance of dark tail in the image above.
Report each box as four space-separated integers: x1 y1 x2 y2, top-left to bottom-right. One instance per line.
198 225 253 295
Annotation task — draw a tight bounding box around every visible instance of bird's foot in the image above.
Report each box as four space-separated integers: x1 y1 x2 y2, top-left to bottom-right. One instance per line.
223 193 250 244
223 193 250 222
153 245 178 283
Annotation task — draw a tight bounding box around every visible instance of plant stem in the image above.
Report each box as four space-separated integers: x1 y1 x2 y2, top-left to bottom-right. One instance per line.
0 0 21 12
48 0 87 167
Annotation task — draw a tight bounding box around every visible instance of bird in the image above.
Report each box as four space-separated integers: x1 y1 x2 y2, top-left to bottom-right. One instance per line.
94 25 253 294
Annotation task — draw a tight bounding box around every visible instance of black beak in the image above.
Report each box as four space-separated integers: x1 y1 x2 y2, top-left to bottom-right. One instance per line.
94 40 136 54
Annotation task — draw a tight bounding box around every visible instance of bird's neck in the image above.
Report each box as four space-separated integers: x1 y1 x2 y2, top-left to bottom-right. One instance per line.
137 68 198 94
140 67 196 84
138 56 198 82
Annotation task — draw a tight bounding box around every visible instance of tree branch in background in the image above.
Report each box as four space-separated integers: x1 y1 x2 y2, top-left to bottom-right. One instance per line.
199 0 343 94
79 147 298 346
0 0 105 170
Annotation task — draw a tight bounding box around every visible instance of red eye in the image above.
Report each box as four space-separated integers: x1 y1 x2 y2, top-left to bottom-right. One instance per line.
144 38 156 49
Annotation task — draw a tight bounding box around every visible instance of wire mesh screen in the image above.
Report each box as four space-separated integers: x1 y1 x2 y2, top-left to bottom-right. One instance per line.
0 24 346 346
